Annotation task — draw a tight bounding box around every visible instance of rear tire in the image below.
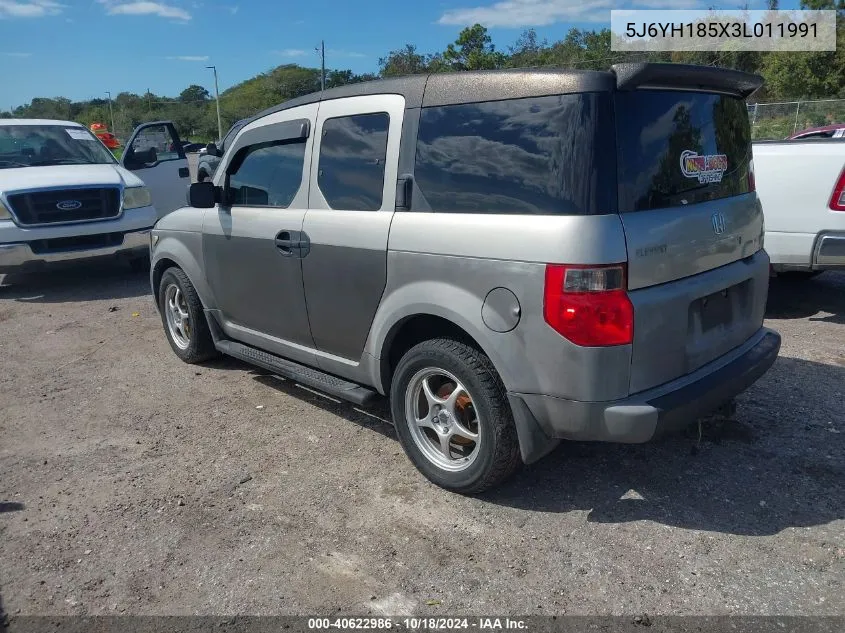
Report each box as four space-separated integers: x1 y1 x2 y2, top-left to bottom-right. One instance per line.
158 267 218 364
390 338 521 494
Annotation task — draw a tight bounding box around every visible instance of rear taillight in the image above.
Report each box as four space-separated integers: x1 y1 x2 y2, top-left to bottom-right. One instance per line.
829 167 845 211
747 159 756 192
543 264 634 347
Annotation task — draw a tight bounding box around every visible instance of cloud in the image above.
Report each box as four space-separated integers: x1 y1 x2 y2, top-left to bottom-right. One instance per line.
1 51 32 56
228 4 237 13
275 48 307 57
98 1 191 20
438 0 699 27
166 55 209 61
0 0 63 18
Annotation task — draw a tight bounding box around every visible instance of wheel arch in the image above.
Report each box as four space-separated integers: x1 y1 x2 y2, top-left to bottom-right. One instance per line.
150 234 214 311
372 301 517 398
377 311 555 467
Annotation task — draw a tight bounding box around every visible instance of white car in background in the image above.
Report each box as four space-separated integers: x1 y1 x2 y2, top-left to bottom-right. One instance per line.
0 119 189 276
753 138 845 277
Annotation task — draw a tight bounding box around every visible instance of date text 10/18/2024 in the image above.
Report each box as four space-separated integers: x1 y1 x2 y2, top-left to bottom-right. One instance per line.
308 617 528 630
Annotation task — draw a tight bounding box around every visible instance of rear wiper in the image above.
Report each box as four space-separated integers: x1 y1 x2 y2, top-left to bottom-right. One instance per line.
649 182 713 206
0 160 30 167
673 182 713 196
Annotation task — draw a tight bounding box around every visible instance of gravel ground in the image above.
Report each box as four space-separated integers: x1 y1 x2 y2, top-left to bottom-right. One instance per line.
0 264 843 617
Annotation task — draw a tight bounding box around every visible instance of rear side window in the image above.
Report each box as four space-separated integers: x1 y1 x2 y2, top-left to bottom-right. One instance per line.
228 141 306 207
616 91 752 212
318 113 389 211
413 94 615 215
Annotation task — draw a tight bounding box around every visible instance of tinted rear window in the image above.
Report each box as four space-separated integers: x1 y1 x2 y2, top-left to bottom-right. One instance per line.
413 94 615 215
616 91 752 212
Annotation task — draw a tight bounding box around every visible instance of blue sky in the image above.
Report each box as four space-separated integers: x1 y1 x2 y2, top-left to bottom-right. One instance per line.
0 0 803 107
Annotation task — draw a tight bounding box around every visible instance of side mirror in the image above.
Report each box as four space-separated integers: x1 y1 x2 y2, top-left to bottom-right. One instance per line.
205 142 220 157
189 181 218 208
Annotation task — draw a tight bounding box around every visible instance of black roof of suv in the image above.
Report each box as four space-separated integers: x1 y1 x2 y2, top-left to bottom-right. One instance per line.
248 63 762 124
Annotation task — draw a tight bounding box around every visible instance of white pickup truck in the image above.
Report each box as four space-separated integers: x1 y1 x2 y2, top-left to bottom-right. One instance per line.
0 119 189 275
754 138 845 277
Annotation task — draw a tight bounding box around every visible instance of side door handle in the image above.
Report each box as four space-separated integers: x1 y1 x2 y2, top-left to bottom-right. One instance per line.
274 230 310 258
275 231 295 255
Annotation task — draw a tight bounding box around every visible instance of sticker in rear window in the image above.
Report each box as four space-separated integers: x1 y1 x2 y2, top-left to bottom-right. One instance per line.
680 150 728 184
65 128 93 141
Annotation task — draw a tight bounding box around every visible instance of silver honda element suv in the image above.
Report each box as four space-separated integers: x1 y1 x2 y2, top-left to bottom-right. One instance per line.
150 63 780 493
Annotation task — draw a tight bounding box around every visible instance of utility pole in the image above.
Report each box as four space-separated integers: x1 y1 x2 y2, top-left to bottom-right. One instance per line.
207 65 223 142
105 91 115 133
319 41 326 91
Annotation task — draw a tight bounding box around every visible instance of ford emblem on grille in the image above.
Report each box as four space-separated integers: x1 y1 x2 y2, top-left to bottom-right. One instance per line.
56 200 83 211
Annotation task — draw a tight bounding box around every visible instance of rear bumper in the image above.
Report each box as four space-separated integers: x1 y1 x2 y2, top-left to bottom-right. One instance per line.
767 230 845 271
0 227 151 273
509 327 780 458
813 232 845 269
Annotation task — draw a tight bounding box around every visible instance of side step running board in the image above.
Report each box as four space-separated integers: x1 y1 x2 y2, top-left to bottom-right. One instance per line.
215 340 381 407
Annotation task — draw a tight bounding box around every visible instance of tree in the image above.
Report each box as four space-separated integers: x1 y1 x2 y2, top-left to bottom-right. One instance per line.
379 44 430 76
443 24 506 71
179 84 210 104
507 29 553 68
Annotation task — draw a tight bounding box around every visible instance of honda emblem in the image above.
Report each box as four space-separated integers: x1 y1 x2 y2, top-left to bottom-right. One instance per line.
711 212 727 235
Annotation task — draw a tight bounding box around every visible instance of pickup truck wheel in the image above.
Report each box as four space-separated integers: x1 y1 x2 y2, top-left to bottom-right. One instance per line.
158 267 217 363
390 338 521 494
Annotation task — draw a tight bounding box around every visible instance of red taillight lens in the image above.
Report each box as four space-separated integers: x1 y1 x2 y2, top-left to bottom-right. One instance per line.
747 159 756 192
829 167 845 211
543 264 634 347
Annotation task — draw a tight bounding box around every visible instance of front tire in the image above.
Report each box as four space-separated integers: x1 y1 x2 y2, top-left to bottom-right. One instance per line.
390 338 521 494
158 267 217 363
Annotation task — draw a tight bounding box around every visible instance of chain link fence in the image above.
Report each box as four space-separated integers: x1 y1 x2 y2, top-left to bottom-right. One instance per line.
748 99 845 140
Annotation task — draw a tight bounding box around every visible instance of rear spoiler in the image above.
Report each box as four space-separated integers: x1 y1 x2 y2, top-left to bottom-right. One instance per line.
612 63 763 99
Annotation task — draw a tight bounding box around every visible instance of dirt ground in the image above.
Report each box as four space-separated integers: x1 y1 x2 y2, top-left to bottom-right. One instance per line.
0 264 843 617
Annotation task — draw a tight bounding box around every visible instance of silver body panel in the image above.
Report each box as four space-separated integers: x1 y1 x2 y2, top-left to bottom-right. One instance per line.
303 95 405 373
621 193 764 291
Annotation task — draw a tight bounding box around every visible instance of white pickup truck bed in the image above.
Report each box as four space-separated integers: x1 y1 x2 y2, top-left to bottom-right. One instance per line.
753 139 845 273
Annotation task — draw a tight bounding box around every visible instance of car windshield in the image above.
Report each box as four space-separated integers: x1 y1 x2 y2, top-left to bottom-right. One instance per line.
0 124 116 169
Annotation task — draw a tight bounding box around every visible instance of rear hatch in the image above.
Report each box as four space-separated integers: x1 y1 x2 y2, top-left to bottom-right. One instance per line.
612 64 768 393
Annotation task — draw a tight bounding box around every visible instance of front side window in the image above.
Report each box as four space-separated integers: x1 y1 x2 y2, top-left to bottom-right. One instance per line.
0 125 116 169
228 140 306 207
414 94 615 215
129 124 181 163
317 113 389 211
